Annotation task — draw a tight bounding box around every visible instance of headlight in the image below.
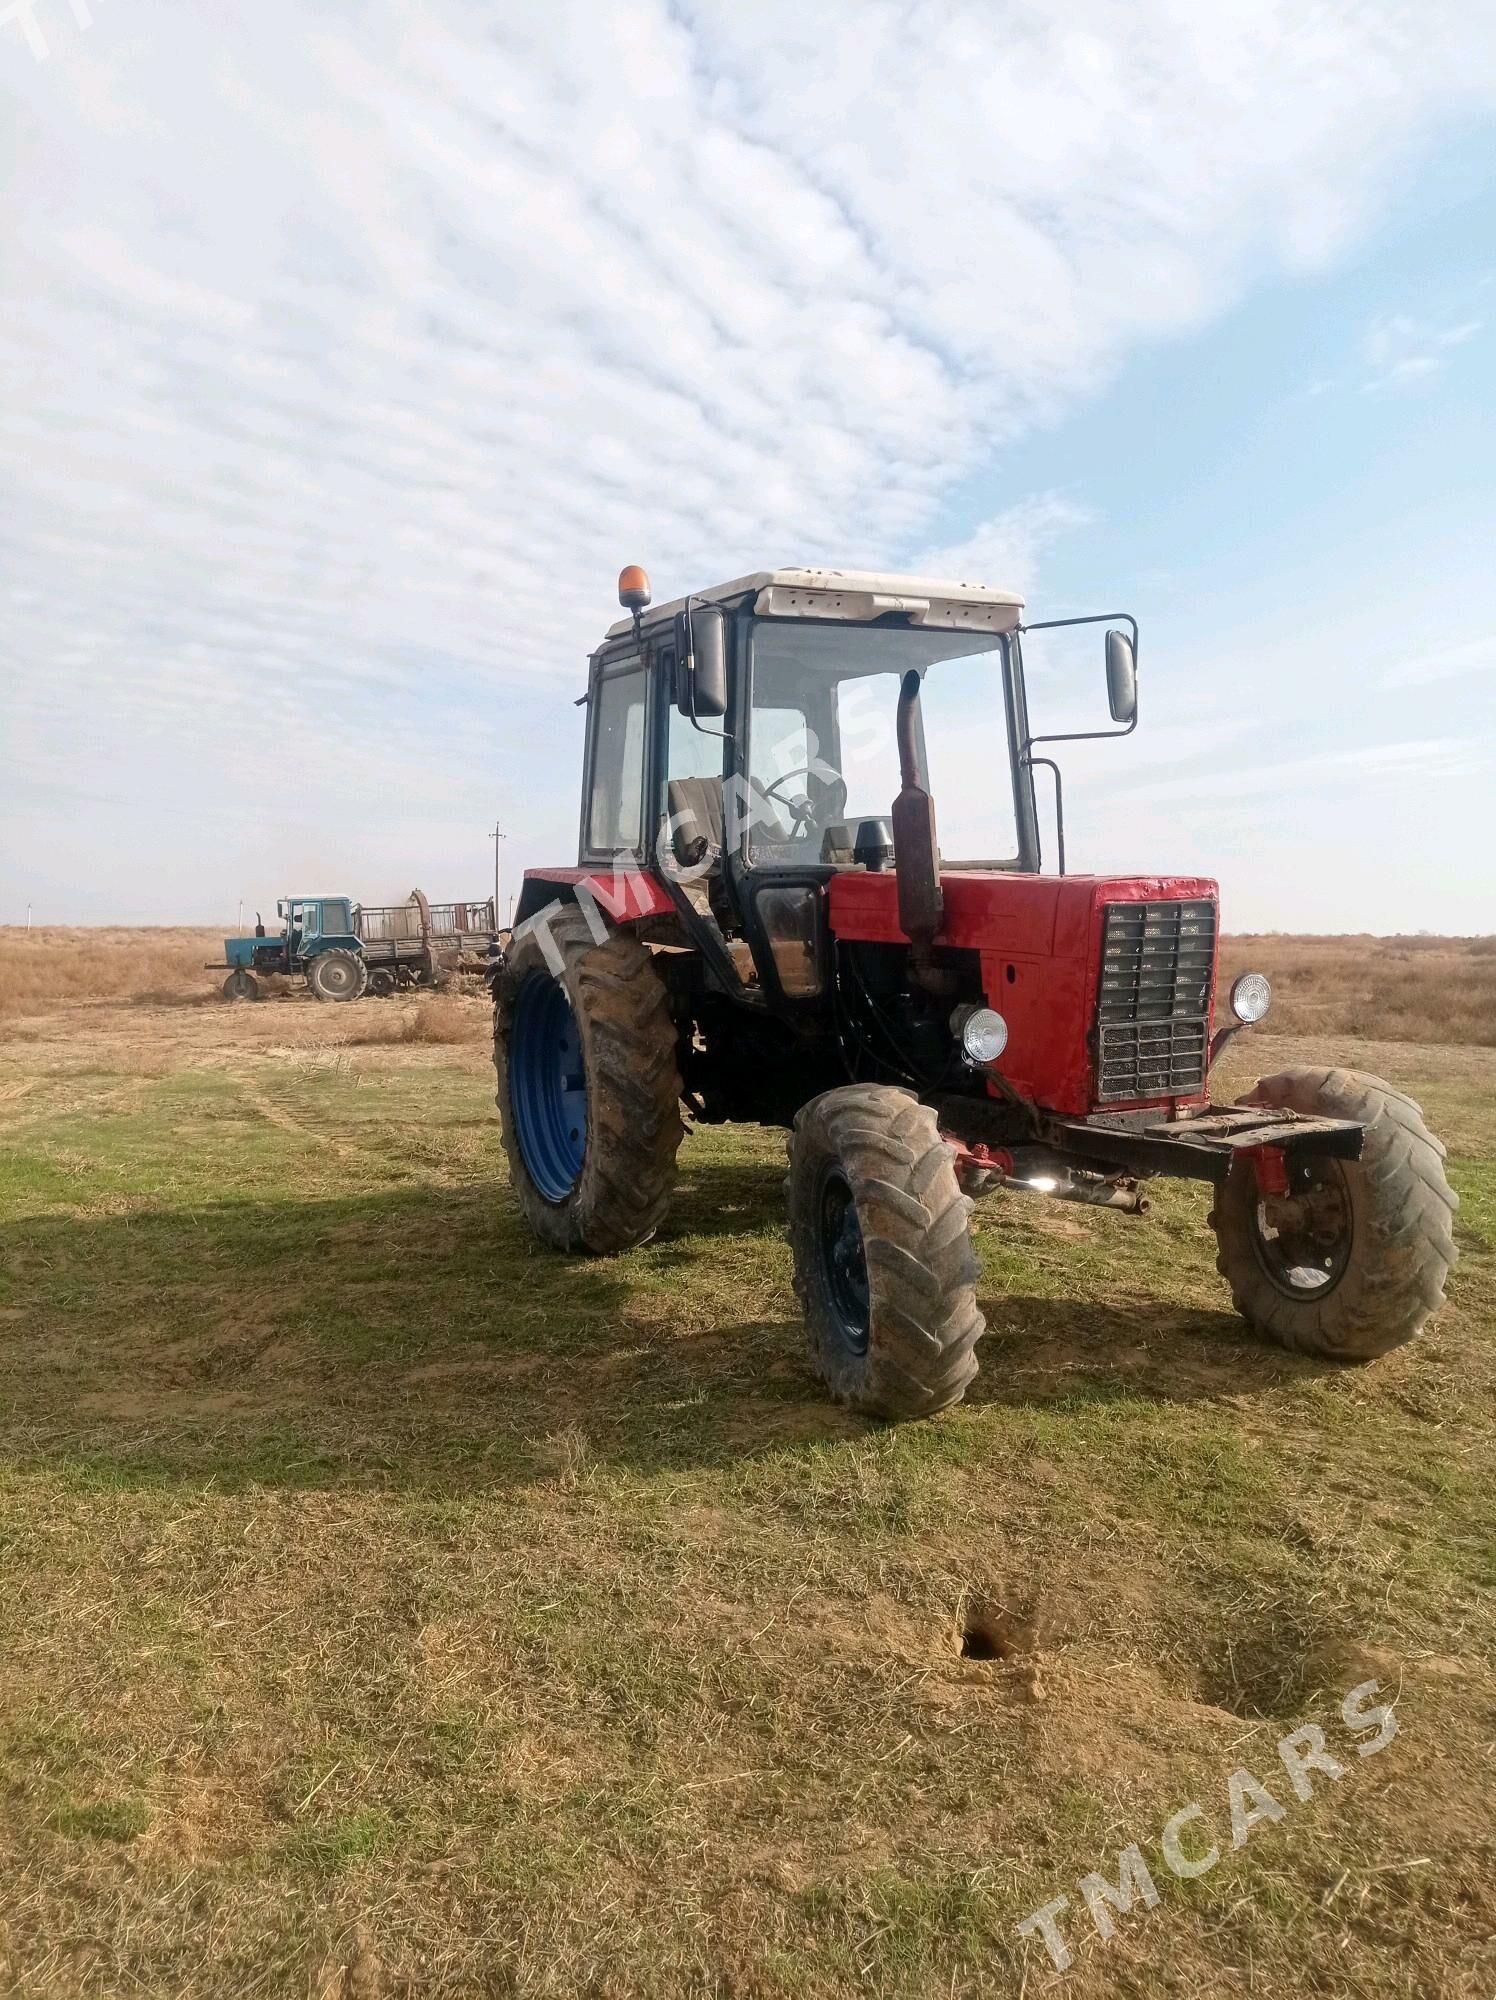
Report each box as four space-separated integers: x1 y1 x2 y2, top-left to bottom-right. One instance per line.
954 1005 1009 1065
1230 971 1272 1024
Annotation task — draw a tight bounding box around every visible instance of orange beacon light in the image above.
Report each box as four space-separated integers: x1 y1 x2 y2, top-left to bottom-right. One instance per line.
617 565 651 612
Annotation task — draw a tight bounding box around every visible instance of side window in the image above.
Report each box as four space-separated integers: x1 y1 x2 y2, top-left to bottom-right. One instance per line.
749 706 811 790
746 704 813 852
668 697 727 783
586 658 648 854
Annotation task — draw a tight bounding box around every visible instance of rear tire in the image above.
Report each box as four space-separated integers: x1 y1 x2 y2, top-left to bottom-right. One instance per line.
308 950 368 1003
495 909 684 1253
787 1085 985 1419
222 970 260 1002
1211 1066 1458 1360
367 967 396 998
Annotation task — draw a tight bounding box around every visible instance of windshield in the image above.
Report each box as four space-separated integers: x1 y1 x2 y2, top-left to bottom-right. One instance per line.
746 620 1020 866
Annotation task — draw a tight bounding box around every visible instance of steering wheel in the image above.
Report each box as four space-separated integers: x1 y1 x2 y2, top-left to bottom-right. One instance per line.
758 767 848 835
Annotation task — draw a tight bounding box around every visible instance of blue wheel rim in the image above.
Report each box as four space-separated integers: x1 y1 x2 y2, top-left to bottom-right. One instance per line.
509 974 588 1202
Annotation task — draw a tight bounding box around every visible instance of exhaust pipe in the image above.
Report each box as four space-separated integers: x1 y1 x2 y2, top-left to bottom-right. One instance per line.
892 669 943 950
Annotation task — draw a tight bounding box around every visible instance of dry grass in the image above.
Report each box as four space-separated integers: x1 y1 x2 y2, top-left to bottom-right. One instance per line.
1220 933 1496 1047
338 994 490 1046
0 926 225 1021
0 931 494 1042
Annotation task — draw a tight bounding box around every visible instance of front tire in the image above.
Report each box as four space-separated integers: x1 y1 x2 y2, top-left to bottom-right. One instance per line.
495 909 684 1253
1211 1066 1458 1360
787 1085 985 1419
307 950 368 1003
222 969 260 1002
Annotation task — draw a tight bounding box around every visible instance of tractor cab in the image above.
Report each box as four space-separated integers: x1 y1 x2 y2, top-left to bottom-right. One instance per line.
279 896 357 957
555 566 1136 1016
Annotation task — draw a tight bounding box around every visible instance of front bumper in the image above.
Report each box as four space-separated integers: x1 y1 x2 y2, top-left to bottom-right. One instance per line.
1042 1105 1365 1184
932 1091 1364 1186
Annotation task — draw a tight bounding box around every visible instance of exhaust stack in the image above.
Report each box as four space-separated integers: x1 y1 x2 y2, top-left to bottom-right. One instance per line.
891 669 943 948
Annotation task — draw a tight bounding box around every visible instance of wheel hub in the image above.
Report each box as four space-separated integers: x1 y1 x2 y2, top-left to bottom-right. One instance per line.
818 1168 870 1354
1251 1160 1354 1297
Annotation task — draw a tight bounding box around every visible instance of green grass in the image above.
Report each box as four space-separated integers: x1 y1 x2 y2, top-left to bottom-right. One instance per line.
0 1006 1494 1996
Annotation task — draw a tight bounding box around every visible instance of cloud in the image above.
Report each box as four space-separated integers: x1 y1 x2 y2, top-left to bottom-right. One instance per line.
1383 632 1496 687
1110 733 1487 807
3 1 1496 916
919 494 1092 602
1361 311 1484 393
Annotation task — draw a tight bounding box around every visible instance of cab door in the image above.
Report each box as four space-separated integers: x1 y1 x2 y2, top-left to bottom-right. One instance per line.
579 648 651 865
728 627 834 1008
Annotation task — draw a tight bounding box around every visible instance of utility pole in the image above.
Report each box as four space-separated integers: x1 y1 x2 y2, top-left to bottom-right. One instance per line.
488 822 506 932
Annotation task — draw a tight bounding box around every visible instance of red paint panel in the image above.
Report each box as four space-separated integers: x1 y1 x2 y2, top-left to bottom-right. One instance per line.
828 869 1220 1116
830 868 1065 953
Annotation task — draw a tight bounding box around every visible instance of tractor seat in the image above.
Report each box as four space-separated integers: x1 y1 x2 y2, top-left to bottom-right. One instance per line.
667 777 725 874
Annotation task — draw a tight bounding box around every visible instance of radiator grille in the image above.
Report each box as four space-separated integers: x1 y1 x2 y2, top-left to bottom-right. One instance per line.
1094 899 1216 1102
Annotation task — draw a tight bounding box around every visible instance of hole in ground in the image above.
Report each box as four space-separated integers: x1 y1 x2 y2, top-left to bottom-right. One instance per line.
959 1597 1026 1662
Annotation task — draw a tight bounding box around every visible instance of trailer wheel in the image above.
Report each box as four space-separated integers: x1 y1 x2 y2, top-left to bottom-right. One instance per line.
787 1085 985 1420
495 908 683 1252
1211 1066 1458 1361
222 969 260 1003
308 949 368 1003
367 967 396 998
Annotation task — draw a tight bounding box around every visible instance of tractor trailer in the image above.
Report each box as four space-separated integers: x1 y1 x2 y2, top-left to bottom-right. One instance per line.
491 565 1458 1420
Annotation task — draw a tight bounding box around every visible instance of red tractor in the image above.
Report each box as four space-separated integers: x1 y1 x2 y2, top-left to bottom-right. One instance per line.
493 566 1457 1419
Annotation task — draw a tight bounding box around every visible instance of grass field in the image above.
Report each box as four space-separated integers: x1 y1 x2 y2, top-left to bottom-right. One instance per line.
1 942 1493 1996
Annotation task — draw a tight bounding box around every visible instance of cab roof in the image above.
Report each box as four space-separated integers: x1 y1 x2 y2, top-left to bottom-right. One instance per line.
603 567 1025 642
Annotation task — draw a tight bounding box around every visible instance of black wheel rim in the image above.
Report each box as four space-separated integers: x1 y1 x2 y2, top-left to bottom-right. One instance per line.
818 1167 870 1355
1249 1158 1354 1299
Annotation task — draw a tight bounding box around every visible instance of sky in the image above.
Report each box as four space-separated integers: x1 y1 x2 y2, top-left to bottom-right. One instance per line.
2 0 1494 933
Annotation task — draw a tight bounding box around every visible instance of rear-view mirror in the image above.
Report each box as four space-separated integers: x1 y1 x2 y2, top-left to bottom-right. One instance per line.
1105 629 1137 725
682 604 728 719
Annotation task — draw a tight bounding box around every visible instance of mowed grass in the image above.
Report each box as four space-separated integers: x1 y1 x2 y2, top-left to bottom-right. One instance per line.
0 992 1493 1997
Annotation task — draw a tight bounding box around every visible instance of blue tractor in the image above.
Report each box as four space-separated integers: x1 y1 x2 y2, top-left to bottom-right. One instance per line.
212 890 500 1001
214 896 369 1003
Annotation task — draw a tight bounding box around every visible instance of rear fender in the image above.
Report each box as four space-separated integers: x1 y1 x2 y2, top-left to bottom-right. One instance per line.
514 869 675 930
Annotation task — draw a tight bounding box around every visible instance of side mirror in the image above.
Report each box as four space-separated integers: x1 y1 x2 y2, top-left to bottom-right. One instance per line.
678 604 728 719
1105 629 1137 725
